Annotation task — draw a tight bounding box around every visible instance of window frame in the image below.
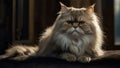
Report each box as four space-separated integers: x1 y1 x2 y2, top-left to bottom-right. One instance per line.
12 0 35 44
101 0 120 50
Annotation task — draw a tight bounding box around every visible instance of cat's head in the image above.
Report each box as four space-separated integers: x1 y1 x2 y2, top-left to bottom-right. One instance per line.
54 2 97 38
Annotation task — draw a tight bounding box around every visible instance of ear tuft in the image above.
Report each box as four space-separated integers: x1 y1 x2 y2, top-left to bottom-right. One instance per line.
59 2 68 13
91 4 96 8
87 4 96 13
59 2 66 7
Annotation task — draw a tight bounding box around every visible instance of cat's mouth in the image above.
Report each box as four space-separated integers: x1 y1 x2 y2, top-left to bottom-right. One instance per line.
72 30 79 33
70 30 80 35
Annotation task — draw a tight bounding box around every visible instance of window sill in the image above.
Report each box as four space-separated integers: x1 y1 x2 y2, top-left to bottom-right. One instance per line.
0 50 120 68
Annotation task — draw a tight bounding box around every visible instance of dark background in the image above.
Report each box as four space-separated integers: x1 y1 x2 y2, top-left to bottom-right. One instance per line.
0 0 120 68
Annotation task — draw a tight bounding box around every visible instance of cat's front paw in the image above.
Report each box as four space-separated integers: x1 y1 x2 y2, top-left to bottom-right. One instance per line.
88 50 99 58
60 53 76 62
77 56 91 63
88 49 104 58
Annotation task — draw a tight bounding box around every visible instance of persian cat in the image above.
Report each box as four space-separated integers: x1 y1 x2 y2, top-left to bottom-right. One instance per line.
36 2 104 62
0 2 104 62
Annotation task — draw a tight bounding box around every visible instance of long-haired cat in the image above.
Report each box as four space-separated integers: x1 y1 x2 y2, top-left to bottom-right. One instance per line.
35 2 104 62
0 45 39 61
0 2 104 63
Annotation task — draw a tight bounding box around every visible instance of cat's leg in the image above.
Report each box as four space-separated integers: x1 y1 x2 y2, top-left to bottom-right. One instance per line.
77 55 91 63
77 49 98 63
94 48 104 57
59 53 77 62
85 49 98 58
86 48 104 58
77 48 104 63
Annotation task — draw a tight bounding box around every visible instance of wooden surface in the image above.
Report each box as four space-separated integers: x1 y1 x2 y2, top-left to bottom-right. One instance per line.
0 50 120 68
93 50 120 60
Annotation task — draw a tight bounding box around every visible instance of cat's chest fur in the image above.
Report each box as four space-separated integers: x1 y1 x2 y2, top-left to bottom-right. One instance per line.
52 33 92 56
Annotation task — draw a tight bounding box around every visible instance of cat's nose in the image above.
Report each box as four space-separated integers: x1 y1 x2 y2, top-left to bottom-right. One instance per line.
73 23 78 28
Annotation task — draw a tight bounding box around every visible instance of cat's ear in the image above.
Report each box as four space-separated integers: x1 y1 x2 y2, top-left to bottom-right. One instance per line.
59 2 69 13
87 4 96 13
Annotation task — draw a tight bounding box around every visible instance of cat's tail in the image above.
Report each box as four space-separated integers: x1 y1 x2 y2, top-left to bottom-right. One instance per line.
0 44 40 61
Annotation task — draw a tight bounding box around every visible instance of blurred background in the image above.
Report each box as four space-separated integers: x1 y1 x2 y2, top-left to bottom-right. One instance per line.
0 0 120 53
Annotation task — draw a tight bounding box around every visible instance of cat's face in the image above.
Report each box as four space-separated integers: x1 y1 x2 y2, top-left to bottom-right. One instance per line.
55 3 95 38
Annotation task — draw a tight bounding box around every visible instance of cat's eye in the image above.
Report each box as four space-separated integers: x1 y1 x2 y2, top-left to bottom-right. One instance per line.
79 21 85 25
64 22 69 25
66 21 73 24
